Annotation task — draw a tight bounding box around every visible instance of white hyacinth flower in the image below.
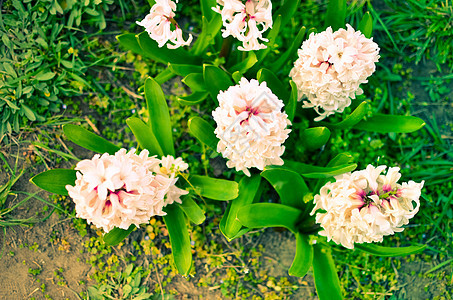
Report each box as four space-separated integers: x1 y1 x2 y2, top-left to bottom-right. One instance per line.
311 165 424 249
213 0 273 51
212 77 291 176
66 149 189 233
137 0 192 49
290 24 380 121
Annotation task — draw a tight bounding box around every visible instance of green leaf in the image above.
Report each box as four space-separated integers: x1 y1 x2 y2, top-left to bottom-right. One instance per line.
236 203 303 234
3 62 17 78
21 104 36 121
144 77 175 156
163 204 192 276
35 71 56 81
257 68 290 104
191 15 222 56
289 233 313 277
126 117 164 157
200 0 217 21
189 175 238 200
261 168 308 210
137 32 199 65
232 71 243 83
354 114 426 133
300 127 331 150
168 63 203 77
272 26 306 74
203 64 234 104
355 243 426 257
30 169 77 196
182 73 207 92
63 124 120 155
274 0 301 28
327 153 355 167
188 117 219 150
229 51 258 74
103 225 135 246
313 244 343 300
325 0 347 30
323 101 370 130
358 12 373 38
154 68 176 85
277 162 357 179
178 196 206 225
177 92 209 106
220 175 261 240
286 80 298 122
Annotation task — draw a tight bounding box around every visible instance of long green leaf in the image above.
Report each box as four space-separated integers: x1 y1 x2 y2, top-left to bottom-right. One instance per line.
228 51 258 74
103 225 135 246
286 80 298 122
354 114 425 133
261 169 307 210
182 73 207 92
325 0 347 30
188 117 219 150
257 68 290 104
323 101 370 130
137 32 198 65
189 175 238 200
220 175 261 240
163 205 192 276
355 243 426 257
116 33 145 56
154 68 176 85
145 77 175 156
63 124 120 155
191 15 222 55
236 203 303 234
313 244 343 300
358 12 373 38
200 0 217 22
203 64 234 104
300 127 331 150
177 92 209 106
30 169 77 196
274 0 301 28
126 117 164 156
168 63 203 77
275 162 357 179
289 233 313 277
272 26 306 73
178 196 206 225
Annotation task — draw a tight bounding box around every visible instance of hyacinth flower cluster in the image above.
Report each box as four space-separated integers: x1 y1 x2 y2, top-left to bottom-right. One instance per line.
312 165 424 249
290 24 380 120
213 0 273 51
136 0 192 49
212 78 291 176
66 149 189 233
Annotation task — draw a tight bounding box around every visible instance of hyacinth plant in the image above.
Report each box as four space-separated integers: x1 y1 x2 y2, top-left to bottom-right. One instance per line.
31 77 239 276
34 0 427 298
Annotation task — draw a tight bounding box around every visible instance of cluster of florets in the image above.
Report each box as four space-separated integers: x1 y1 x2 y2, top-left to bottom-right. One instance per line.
213 0 273 51
137 0 192 49
312 165 423 249
212 78 291 176
66 149 188 233
290 24 380 120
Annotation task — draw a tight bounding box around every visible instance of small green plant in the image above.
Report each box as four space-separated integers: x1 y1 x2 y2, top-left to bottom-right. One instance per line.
87 264 153 300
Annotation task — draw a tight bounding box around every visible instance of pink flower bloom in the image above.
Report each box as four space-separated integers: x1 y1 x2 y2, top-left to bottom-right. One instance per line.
311 165 423 249
137 0 192 49
290 24 380 121
66 149 189 233
212 77 291 176
213 0 273 51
